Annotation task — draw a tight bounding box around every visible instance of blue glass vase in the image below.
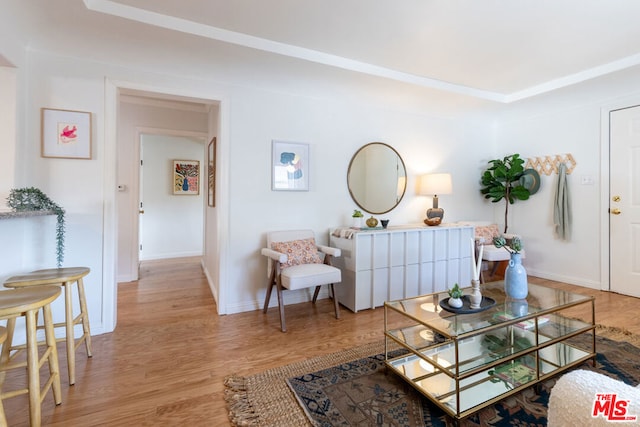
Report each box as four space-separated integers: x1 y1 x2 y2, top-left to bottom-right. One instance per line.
505 253 528 299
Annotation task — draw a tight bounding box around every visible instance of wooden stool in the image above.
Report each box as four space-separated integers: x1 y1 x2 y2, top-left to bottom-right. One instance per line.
4 267 92 385
0 286 62 426
0 326 7 426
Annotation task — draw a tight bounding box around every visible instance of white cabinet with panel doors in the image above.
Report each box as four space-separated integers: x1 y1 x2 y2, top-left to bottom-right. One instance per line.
329 224 474 312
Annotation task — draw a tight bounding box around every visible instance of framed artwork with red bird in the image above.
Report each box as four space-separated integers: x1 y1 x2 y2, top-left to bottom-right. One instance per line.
41 108 92 159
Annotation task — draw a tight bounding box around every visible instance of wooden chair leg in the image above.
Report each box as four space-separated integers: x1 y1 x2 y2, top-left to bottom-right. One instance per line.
276 280 286 332
263 269 276 313
42 303 62 405
25 309 41 426
312 286 321 303
0 318 15 382
263 283 273 313
63 282 77 385
76 277 93 358
490 261 500 278
330 284 340 319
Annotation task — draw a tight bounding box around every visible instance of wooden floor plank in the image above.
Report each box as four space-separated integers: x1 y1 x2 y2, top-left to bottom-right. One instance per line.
2 257 639 426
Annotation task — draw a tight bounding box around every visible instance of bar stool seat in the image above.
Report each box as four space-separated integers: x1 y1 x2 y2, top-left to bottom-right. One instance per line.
0 286 62 426
4 267 92 385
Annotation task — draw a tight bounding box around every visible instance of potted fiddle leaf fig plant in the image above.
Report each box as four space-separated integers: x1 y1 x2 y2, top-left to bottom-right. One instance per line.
480 154 530 233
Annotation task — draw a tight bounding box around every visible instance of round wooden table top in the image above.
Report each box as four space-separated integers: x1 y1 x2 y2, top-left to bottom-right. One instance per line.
0 286 61 317
4 267 90 288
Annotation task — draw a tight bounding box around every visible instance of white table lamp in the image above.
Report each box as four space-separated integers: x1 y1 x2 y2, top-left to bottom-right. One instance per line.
419 173 452 221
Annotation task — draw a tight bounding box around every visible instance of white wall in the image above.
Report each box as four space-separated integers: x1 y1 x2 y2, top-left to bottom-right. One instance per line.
139 134 204 261
493 77 640 289
0 66 16 204
203 109 221 306
494 106 600 287
224 86 494 313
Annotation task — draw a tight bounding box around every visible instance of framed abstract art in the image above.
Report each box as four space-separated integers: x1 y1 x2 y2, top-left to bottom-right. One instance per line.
173 159 200 195
271 140 309 191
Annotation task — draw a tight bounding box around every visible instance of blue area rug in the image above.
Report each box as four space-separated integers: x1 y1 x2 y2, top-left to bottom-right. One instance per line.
286 335 640 426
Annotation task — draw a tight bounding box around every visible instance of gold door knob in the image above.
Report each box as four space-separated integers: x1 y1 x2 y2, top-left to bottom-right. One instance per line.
139 209 145 214
610 208 621 215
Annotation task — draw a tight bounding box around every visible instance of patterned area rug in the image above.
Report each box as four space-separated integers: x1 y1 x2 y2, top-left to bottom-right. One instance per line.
224 326 640 426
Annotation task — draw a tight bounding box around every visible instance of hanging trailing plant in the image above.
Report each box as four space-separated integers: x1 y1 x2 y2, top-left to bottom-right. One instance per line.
7 187 66 267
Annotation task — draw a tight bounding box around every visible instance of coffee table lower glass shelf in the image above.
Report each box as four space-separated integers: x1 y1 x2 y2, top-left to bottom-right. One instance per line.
384 281 596 421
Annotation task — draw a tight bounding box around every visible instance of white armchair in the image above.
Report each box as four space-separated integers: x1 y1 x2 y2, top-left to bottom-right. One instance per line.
463 222 525 282
261 229 342 332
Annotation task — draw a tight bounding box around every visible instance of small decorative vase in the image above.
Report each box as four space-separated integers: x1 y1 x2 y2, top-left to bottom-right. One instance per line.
448 297 463 308
352 217 363 228
504 253 528 299
507 298 529 317
366 216 378 227
469 279 482 309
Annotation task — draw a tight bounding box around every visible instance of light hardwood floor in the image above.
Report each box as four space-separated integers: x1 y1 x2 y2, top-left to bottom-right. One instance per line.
3 257 640 426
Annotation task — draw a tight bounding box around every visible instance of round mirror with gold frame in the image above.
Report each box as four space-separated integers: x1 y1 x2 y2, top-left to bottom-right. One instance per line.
347 142 407 215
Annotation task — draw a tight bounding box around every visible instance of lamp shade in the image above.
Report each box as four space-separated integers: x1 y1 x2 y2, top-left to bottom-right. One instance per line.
419 173 452 196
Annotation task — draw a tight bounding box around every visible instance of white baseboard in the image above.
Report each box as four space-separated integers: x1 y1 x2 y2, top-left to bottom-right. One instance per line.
526 268 603 290
224 288 330 315
117 274 137 283
140 251 202 261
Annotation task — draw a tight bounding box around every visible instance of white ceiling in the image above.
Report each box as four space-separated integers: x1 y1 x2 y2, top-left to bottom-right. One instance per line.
9 0 640 105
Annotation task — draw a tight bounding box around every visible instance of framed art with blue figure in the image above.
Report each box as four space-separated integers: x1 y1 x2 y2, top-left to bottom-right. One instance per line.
173 159 200 195
271 140 309 191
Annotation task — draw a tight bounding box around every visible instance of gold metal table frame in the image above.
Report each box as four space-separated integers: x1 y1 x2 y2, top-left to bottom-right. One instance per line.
384 281 596 422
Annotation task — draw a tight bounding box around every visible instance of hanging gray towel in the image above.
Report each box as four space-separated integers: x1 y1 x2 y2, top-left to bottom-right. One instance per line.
553 162 571 240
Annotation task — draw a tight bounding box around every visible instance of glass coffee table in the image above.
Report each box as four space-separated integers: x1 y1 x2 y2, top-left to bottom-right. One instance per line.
384 281 596 422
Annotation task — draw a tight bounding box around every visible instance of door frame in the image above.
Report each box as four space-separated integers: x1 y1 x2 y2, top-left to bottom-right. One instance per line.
600 95 640 292
104 78 230 332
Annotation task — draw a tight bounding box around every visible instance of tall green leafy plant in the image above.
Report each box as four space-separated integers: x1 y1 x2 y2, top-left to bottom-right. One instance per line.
480 154 530 233
7 187 66 267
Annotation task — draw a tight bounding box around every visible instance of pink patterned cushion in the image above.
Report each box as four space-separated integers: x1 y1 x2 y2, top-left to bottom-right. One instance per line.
271 238 322 268
475 224 500 244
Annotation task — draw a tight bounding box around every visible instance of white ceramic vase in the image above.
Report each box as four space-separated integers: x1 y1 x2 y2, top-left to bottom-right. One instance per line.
448 297 463 308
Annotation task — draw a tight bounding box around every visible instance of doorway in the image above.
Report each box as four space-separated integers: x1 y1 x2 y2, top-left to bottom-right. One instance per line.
104 81 228 333
116 91 213 283
609 105 640 297
138 134 206 266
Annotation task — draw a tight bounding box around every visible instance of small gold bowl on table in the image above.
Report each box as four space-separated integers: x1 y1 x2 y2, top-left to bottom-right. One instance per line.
424 217 442 226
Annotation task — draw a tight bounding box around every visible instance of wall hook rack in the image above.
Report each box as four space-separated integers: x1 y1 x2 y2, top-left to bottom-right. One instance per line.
526 153 576 176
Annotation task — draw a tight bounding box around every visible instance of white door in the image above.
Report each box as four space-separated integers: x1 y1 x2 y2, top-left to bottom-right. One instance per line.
610 105 640 297
138 134 205 261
